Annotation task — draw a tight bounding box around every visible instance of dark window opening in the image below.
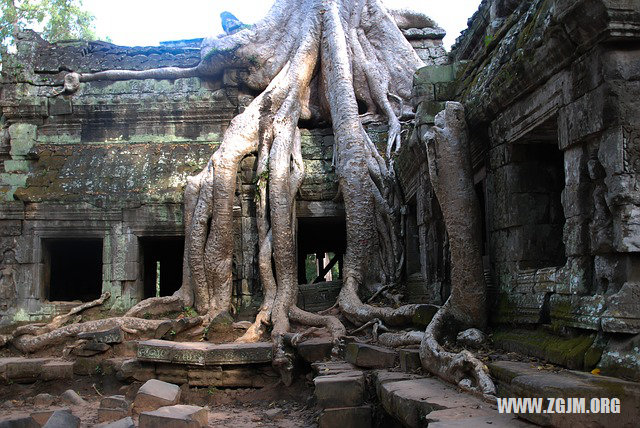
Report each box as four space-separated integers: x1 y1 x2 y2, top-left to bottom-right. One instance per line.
140 237 184 298
297 217 346 284
510 140 566 269
44 239 103 302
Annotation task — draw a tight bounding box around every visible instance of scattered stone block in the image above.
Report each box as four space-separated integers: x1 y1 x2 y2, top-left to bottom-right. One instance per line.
78 327 124 344
98 408 129 423
61 390 86 406
30 409 70 426
297 338 333 363
138 404 208 428
33 393 55 407
318 406 372 428
312 361 359 376
41 361 74 381
399 349 422 372
0 415 38 428
98 395 132 423
99 417 135 428
42 410 80 428
100 395 131 411
314 372 365 409
5 358 51 383
0 358 24 381
134 379 181 413
72 341 111 357
345 343 398 368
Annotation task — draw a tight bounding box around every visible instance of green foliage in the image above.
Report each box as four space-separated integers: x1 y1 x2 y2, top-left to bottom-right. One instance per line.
182 306 197 318
1 0 96 65
207 386 218 395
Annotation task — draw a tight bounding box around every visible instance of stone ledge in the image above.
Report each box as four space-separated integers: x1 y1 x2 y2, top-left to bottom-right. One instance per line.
137 340 272 366
488 360 640 426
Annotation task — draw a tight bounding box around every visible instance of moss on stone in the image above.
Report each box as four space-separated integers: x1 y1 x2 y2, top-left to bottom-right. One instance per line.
492 327 595 370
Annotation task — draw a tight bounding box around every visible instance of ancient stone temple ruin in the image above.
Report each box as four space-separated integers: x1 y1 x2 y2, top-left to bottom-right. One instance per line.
0 0 639 427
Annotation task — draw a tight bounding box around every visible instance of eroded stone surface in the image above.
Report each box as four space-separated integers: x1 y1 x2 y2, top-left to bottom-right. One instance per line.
375 370 513 428
137 340 272 366
345 343 398 368
314 372 365 409
138 404 208 428
134 379 181 413
318 406 372 428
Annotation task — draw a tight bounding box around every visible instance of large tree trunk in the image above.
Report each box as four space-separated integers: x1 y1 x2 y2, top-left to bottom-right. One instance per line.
419 102 494 395
10 0 494 394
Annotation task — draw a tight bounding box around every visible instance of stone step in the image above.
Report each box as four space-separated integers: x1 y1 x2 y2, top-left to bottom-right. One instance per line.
137 340 272 366
375 371 530 428
345 342 398 369
488 360 640 427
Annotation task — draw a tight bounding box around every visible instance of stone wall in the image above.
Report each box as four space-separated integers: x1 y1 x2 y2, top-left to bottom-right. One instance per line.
406 0 640 379
0 21 447 324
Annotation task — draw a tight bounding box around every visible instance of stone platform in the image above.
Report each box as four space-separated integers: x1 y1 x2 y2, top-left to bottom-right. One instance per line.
125 340 277 388
137 340 272 366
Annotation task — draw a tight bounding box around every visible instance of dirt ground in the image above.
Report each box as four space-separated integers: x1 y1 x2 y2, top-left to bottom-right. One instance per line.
0 375 319 427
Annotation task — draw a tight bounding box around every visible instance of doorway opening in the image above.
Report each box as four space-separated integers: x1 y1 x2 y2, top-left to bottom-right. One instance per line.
140 237 184 299
297 217 346 284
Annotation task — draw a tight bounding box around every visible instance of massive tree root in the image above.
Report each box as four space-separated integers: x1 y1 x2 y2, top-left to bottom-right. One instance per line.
6 0 494 393
419 102 495 396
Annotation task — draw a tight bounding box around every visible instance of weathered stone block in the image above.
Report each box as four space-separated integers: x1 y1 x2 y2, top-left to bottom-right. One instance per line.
399 349 422 372
312 361 360 377
0 415 39 428
345 343 398 369
100 417 135 428
297 338 333 363
134 379 181 413
138 405 208 428
42 410 79 428
98 408 129 423
61 389 86 406
318 406 371 428
8 123 37 158
29 409 70 426
100 395 131 411
5 358 50 383
41 360 74 381
314 372 365 409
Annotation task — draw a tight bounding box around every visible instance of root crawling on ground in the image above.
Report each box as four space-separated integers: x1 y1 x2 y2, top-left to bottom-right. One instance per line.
7 0 495 393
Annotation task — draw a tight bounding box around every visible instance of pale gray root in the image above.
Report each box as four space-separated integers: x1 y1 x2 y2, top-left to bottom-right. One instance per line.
124 295 184 318
378 330 424 347
419 102 494 395
12 292 110 337
419 304 495 396
11 316 170 353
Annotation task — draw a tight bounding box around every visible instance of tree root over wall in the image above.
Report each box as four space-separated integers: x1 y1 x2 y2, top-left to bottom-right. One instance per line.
4 0 495 394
